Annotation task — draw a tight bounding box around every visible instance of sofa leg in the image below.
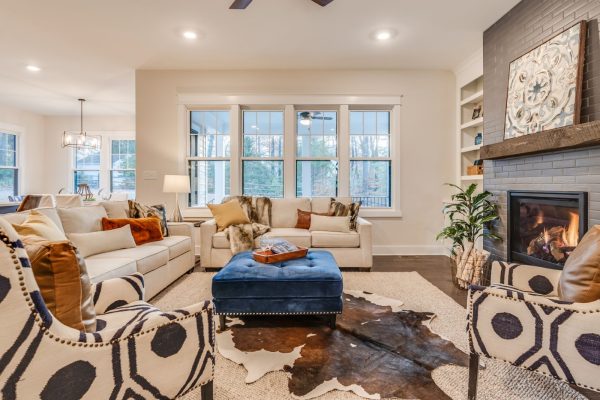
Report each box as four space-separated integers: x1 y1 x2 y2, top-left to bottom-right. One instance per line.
328 314 337 329
218 315 226 331
200 380 213 400
468 352 479 400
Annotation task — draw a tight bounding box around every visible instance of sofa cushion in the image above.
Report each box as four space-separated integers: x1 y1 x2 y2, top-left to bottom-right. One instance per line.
12 210 67 242
265 228 311 248
85 257 137 283
142 236 192 260
67 225 137 258
271 198 311 228
213 228 311 249
88 245 169 274
58 206 108 234
311 231 360 248
1 208 65 233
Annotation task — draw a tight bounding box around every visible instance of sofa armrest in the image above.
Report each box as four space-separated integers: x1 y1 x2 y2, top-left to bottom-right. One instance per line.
167 221 194 237
468 284 600 391
490 261 562 296
92 273 145 314
356 217 373 268
200 219 218 268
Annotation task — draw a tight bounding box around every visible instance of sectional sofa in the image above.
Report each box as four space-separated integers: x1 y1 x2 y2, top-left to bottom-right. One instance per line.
201 197 373 269
0 203 195 299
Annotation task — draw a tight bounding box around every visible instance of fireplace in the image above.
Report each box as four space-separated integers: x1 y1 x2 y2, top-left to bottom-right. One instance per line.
507 191 588 270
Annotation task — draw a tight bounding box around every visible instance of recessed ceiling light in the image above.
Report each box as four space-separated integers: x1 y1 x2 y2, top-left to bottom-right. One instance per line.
182 31 198 40
373 29 396 41
26 65 41 72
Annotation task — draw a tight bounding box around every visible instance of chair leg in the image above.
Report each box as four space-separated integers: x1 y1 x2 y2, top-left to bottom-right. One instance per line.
218 315 226 331
468 352 479 400
200 380 213 400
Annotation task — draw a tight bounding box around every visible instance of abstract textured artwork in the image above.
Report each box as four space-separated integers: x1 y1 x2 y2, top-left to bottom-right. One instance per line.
217 291 468 399
504 21 586 139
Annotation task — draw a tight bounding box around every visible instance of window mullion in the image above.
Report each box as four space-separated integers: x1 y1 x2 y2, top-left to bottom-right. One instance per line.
338 105 350 198
230 105 241 196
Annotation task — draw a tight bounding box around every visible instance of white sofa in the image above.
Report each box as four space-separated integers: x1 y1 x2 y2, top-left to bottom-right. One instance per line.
201 197 373 269
0 204 195 299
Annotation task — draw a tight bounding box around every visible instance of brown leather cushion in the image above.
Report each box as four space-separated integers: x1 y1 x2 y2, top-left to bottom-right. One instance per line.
25 240 97 332
102 217 164 245
559 225 600 303
295 209 330 230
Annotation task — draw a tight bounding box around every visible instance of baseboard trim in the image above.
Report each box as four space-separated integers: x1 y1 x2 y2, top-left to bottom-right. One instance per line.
373 245 448 256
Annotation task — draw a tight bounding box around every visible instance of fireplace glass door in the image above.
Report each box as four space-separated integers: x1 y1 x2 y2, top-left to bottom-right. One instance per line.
508 191 587 270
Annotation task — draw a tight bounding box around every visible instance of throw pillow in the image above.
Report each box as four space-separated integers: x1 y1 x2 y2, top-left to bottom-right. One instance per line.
128 200 169 237
208 200 250 231
57 206 108 234
25 240 97 332
100 200 129 218
295 209 330 230
558 225 600 302
67 225 137 258
329 199 361 231
12 210 67 242
309 215 351 233
102 217 164 245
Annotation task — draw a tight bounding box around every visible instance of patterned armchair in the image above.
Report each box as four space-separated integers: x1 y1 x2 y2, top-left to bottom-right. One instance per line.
0 218 214 399
467 261 600 399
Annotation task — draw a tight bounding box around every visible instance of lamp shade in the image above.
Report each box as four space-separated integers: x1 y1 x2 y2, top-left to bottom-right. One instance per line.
163 175 190 193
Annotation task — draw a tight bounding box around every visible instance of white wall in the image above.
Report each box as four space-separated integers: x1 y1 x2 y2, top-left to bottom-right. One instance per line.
136 69 456 254
43 115 135 192
0 104 46 195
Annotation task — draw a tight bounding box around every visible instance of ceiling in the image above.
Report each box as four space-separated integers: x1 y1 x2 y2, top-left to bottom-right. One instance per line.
0 0 519 116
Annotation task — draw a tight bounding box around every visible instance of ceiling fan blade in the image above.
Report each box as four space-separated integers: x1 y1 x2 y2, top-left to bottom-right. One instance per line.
230 0 253 9
311 0 334 6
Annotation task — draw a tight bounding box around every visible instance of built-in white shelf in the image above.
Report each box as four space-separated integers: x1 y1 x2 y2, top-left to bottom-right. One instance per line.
461 117 484 130
461 144 482 153
461 175 483 181
460 90 484 106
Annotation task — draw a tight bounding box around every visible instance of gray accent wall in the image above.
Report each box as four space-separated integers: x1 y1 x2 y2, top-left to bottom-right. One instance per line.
483 0 600 261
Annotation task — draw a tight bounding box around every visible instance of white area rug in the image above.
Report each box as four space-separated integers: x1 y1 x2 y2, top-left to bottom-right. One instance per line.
151 271 587 400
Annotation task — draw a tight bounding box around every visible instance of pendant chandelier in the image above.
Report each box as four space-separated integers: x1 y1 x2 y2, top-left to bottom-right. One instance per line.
62 98 101 150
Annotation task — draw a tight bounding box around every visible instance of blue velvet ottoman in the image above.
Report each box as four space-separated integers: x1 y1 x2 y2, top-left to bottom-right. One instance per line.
212 250 343 330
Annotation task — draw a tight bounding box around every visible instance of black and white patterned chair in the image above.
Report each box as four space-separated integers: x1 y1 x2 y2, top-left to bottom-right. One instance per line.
467 261 600 399
0 218 214 399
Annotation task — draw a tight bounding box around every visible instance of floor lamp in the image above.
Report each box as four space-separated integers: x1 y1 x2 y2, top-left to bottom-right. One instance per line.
163 175 190 222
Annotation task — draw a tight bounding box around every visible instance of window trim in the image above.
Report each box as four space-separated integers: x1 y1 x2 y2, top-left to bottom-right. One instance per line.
0 124 21 203
179 95 402 218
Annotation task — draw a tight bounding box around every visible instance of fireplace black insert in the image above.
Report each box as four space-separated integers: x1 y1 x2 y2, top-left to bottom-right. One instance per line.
507 191 588 270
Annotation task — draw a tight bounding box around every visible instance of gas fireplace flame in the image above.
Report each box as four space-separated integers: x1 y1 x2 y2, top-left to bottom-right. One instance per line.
562 212 579 247
534 211 544 228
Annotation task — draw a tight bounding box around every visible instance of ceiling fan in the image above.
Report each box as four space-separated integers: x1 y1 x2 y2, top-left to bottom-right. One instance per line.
299 111 333 126
230 0 334 9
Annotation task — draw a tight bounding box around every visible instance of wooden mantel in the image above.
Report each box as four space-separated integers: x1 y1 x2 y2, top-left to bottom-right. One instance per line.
480 121 600 160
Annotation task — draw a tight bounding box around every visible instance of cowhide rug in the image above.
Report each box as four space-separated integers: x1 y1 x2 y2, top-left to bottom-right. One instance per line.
216 290 468 400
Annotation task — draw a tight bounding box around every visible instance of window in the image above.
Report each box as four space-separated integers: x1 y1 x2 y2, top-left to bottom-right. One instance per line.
296 111 338 197
242 111 284 198
350 111 391 208
189 111 230 206
74 147 100 192
110 140 136 199
0 132 17 201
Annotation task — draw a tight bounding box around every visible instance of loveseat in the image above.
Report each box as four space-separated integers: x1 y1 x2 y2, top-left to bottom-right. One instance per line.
0 202 195 299
201 197 373 269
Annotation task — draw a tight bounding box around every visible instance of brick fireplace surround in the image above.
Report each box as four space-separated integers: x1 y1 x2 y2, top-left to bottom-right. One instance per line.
482 0 600 263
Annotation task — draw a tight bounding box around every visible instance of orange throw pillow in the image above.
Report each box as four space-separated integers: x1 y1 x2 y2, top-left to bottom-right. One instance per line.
102 217 163 245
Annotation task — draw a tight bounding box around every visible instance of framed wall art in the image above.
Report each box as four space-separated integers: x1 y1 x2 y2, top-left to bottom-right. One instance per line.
504 21 587 139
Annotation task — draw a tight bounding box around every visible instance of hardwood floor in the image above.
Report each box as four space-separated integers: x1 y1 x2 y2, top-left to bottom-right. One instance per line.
371 255 467 307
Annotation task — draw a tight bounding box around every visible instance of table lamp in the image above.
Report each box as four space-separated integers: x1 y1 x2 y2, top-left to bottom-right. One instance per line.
163 175 190 222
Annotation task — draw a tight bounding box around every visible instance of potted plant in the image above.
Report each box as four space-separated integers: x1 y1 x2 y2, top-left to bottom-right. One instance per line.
437 183 500 289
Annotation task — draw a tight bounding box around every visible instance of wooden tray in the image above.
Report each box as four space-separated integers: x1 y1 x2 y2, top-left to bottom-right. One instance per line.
252 247 308 264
